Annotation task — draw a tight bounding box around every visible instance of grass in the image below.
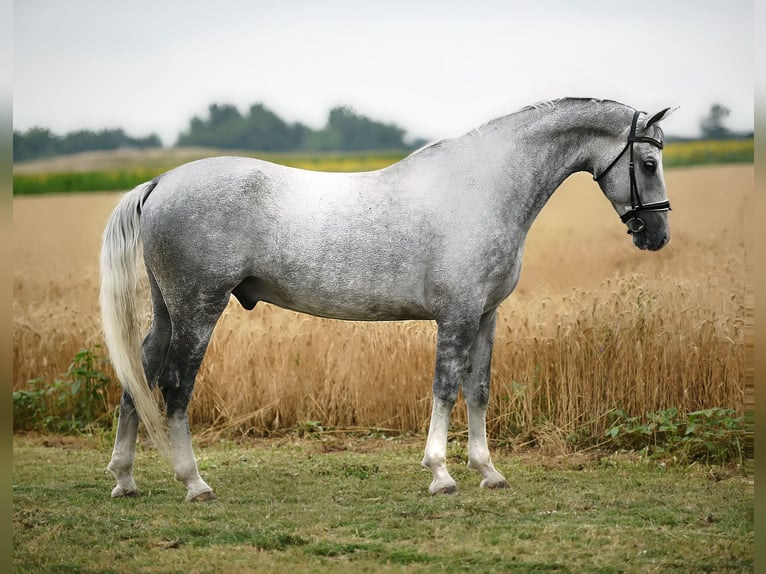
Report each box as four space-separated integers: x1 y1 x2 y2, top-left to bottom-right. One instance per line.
12 435 753 573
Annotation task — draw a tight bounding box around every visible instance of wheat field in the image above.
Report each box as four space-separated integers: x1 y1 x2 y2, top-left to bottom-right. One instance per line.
12 165 748 440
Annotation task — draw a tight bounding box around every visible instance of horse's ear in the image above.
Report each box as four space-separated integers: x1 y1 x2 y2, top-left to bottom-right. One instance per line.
643 106 678 128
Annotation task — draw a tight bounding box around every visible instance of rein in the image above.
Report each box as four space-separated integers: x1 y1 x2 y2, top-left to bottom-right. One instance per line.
594 110 671 234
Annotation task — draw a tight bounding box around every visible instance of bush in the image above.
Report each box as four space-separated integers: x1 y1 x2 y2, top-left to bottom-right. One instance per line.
604 407 745 465
13 346 112 433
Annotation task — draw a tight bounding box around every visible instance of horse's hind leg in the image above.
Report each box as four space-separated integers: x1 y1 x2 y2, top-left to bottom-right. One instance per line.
462 310 509 489
159 289 229 502
108 393 141 497
108 268 171 498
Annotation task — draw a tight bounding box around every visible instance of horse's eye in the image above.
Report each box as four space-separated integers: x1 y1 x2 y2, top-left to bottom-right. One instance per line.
643 159 658 173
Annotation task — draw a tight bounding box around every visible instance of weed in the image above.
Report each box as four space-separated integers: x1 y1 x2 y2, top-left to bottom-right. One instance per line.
13 346 112 433
604 407 745 464
296 420 324 438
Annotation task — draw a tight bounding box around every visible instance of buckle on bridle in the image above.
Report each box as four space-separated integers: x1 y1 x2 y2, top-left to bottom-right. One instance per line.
625 217 645 235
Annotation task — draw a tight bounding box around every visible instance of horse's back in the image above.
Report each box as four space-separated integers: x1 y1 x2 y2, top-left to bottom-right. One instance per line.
138 156 440 320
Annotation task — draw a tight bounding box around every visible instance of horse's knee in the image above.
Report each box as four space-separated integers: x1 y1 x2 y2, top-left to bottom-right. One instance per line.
432 380 460 405
433 318 480 401
463 382 489 409
432 350 470 404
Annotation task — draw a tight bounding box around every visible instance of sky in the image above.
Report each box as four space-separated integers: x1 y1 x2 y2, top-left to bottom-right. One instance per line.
13 0 754 146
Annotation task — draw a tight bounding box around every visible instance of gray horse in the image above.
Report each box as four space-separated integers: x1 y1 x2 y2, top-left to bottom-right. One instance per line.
101 98 674 500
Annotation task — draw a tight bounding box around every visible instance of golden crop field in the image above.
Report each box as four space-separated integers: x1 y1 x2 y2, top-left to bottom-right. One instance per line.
12 165 748 441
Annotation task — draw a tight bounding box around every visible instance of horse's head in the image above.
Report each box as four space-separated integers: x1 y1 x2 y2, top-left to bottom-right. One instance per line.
594 107 676 251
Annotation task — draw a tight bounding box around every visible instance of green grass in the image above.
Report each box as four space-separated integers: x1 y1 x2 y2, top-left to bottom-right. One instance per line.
11 168 162 195
13 435 753 573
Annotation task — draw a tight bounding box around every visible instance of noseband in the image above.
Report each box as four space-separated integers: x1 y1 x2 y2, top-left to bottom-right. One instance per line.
594 110 671 234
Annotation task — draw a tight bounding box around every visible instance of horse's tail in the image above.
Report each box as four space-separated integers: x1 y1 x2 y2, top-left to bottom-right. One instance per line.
100 181 170 458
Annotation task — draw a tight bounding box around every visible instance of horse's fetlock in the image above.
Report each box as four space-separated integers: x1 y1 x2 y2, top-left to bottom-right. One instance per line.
107 456 133 477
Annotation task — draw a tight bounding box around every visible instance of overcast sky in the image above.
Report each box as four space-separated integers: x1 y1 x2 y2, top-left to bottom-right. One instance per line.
14 0 753 146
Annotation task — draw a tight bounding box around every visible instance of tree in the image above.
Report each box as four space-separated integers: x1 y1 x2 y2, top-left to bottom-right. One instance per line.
241 104 296 150
13 127 58 161
14 126 162 161
179 102 297 150
699 103 732 140
317 106 407 152
177 102 415 152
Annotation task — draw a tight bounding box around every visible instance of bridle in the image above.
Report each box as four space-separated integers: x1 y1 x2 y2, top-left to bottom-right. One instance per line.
593 110 671 235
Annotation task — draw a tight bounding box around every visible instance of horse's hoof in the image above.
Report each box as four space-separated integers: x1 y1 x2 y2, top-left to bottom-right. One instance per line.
429 481 458 495
111 486 141 498
434 484 458 495
480 478 510 489
186 490 217 502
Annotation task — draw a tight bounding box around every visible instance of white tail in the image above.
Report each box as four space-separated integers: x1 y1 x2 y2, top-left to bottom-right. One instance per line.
100 182 171 458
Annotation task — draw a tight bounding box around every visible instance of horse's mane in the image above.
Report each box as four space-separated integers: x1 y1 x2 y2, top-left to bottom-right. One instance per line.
518 97 627 114
409 98 637 158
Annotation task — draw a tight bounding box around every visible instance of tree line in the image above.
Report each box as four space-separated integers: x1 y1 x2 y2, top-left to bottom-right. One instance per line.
177 103 425 152
13 102 426 162
13 101 749 162
13 127 162 162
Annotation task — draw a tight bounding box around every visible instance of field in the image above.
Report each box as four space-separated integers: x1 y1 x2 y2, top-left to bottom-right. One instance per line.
12 161 749 442
12 435 754 572
12 157 752 571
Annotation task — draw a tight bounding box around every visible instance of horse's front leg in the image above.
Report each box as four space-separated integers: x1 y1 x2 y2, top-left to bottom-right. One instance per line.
107 392 140 497
422 318 478 494
463 309 509 489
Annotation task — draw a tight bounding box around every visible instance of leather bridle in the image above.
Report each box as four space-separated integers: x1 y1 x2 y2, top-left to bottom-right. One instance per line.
594 110 671 234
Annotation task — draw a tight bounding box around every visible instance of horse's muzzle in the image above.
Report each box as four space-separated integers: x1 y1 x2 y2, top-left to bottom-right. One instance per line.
629 212 670 251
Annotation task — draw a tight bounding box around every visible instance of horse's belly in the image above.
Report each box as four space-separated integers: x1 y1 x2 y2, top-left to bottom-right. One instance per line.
232 275 432 321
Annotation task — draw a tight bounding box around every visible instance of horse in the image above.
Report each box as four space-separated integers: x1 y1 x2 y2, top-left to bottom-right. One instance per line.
100 97 675 501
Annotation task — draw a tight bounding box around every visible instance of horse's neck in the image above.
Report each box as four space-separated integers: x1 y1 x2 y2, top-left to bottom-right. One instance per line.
479 103 628 229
